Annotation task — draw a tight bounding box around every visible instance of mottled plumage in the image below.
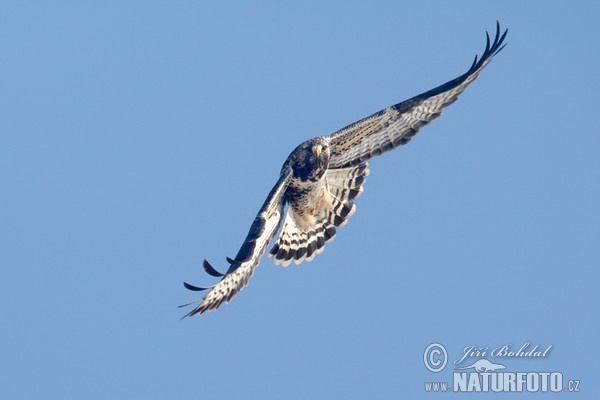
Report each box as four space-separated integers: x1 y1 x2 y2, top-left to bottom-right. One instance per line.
182 23 507 316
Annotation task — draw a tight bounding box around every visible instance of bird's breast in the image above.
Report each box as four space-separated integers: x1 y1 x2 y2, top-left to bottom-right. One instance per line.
286 177 330 228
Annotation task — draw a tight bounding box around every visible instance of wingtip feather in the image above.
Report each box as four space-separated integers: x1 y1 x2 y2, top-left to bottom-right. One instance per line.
203 259 226 277
183 281 211 291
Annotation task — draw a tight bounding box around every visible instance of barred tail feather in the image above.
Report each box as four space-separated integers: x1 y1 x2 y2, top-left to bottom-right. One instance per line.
268 213 336 266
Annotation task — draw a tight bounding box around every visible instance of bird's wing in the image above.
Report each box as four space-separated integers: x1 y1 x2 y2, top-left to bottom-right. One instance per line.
181 166 293 316
328 22 507 169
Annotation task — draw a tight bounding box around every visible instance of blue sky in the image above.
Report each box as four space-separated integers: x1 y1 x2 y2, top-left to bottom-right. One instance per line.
2 1 599 398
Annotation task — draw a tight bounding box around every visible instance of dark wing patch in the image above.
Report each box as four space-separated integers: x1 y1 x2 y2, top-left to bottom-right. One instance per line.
328 22 507 169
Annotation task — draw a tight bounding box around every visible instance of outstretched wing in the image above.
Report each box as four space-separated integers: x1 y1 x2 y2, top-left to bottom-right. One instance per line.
328 22 507 169
181 167 293 317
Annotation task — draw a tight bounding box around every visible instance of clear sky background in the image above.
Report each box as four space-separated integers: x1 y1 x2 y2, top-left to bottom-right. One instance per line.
2 1 599 399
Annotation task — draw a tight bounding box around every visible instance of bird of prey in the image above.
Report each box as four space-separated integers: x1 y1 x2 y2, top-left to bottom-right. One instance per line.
181 22 507 317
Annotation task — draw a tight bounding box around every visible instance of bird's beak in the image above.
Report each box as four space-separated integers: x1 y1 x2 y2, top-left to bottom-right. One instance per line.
313 144 322 156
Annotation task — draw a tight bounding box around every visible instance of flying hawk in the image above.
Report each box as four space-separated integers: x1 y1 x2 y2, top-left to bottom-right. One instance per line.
182 23 507 316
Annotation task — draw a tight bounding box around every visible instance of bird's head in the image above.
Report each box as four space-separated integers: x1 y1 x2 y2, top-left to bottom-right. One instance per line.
289 137 331 181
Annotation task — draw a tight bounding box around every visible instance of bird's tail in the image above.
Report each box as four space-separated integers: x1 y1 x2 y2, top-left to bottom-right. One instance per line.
268 213 336 266
268 163 369 266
